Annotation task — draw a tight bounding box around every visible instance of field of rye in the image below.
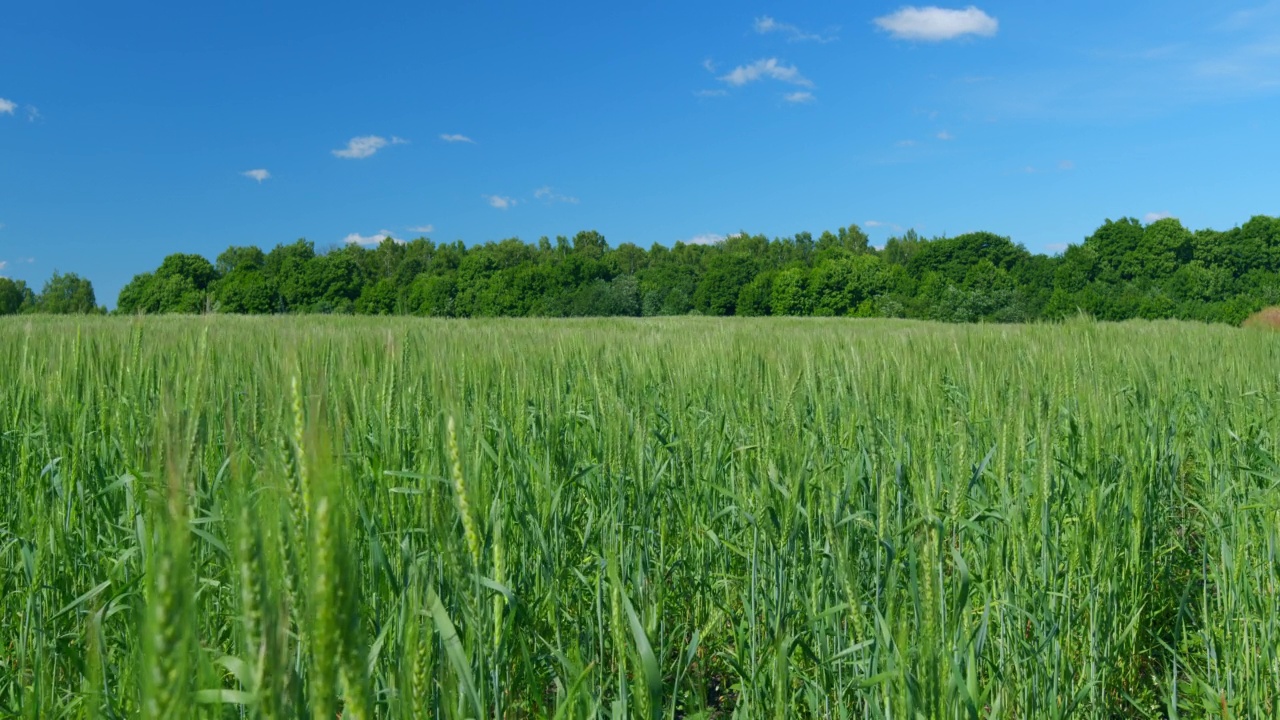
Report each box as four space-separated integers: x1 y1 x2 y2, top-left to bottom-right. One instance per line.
3 315 1280 719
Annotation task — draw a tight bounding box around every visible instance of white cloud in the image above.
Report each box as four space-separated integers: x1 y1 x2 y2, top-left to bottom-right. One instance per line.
754 16 837 43
241 168 271 183
1144 211 1174 223
702 58 718 73
720 58 813 87
874 6 999 42
407 224 435 233
695 89 729 98
936 130 955 140
896 139 918 147
1059 160 1075 170
25 106 40 122
0 98 15 115
865 220 905 232
686 233 725 246
485 195 517 210
332 135 391 159
440 133 475 144
534 186 580 204
0 256 28 277
784 91 816 103
344 230 404 246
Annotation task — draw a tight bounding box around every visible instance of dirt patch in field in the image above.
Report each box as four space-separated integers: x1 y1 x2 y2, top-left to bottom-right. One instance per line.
1243 306 1280 330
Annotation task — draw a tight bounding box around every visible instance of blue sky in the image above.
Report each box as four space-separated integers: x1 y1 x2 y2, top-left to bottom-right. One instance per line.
3 1 1280 306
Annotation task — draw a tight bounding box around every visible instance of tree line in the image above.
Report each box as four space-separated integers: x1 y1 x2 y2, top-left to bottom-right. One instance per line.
0 272 101 316
5 215 1280 323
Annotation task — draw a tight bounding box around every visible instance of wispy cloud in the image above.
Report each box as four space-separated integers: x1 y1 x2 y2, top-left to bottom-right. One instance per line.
702 58 718 73
25 106 40 122
895 139 919 147
242 169 271 183
1059 160 1075 170
865 220 905 232
484 195 517 210
686 233 725 246
534 186 579 204
784 91 816 104
1221 1 1280 31
754 16 837 43
1192 40 1280 90
1144 211 1174 223
964 6 1280 123
720 58 813 87
695 89 729 98
332 135 398 159
936 130 955 140
875 6 999 42
0 256 35 275
344 230 403 246
0 98 15 115
440 133 475 144
407 224 435 234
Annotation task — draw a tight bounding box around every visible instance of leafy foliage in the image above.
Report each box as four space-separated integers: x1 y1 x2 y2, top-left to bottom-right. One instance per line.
0 277 37 314
2 214 1264 324
36 271 102 314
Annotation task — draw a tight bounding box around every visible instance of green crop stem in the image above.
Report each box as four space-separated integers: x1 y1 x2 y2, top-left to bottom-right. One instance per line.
1 314 1277 718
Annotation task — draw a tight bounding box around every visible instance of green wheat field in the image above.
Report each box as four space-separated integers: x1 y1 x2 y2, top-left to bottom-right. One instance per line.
3 316 1279 719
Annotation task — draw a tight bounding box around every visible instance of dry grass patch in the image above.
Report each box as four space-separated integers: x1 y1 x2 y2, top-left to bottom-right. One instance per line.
1243 306 1280 330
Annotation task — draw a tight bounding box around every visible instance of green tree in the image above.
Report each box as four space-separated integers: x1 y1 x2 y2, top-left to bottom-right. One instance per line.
881 230 926 267
157 253 219 290
408 273 458 317
215 245 266 275
214 268 276 314
1168 260 1231 303
907 232 1030 284
79 214 1280 324
1054 244 1098 293
1134 218 1193 281
0 277 36 315
38 272 99 314
265 239 318 311
355 278 400 315
736 272 775 316
816 224 871 259
695 253 756 316
117 272 158 314
572 230 609 259
771 267 810 316
610 242 648 275
118 252 220 313
1083 218 1145 279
